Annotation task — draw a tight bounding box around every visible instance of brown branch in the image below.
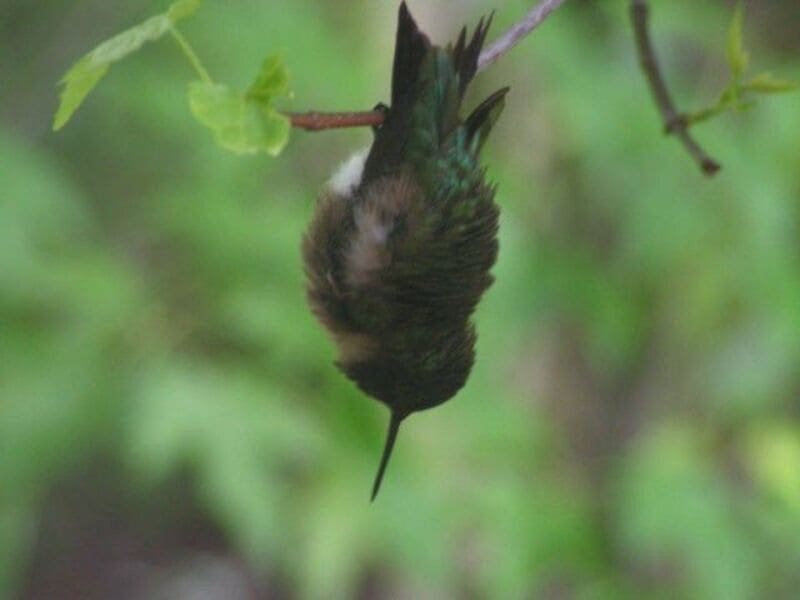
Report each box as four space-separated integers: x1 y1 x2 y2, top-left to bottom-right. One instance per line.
286 0 569 132
630 0 721 175
287 110 385 131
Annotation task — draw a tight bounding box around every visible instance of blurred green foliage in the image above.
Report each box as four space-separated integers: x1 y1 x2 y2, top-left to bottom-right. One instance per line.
2 0 800 598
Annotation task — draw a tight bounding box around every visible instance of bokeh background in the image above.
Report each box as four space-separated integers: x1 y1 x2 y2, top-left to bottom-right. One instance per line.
2 0 800 598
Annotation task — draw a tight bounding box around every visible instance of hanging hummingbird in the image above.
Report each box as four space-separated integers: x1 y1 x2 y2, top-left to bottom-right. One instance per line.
302 1 508 500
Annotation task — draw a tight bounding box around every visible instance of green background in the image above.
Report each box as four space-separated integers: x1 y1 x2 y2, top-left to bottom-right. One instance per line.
2 1 799 597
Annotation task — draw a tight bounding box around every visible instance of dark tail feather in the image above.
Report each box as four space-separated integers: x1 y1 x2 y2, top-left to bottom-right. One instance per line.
466 86 510 152
452 26 467 67
392 2 431 106
370 410 405 501
453 11 495 98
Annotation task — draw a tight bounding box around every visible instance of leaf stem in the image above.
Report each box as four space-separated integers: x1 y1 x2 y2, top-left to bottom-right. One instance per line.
170 26 213 84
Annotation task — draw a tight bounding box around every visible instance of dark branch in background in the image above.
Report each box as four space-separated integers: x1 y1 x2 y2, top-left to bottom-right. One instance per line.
286 0 569 132
630 0 721 175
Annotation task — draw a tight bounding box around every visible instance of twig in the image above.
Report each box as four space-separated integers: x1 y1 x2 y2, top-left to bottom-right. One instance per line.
287 111 385 131
286 0 569 132
478 0 568 72
630 0 720 175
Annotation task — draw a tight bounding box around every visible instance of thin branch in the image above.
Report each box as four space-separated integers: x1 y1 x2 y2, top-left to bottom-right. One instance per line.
286 0 568 132
287 110 385 131
630 0 721 175
478 0 568 72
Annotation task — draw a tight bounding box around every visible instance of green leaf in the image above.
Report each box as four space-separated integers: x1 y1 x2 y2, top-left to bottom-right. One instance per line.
246 55 291 105
188 81 290 155
684 3 796 131
743 72 800 94
726 2 749 80
53 0 202 130
167 0 201 21
52 59 110 131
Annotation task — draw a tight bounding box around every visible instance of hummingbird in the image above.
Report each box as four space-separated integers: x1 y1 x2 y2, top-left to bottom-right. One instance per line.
302 1 508 500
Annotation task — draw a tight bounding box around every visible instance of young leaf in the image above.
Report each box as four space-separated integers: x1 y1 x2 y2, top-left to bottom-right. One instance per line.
726 2 749 80
53 0 202 131
188 82 290 156
685 2 797 132
247 55 291 106
52 59 110 131
743 72 799 94
167 0 201 21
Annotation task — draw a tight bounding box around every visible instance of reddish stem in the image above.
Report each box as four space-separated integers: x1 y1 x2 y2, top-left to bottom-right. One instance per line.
287 110 386 131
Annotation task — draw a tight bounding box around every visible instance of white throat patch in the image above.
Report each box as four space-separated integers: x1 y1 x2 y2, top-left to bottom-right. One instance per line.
327 148 370 197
